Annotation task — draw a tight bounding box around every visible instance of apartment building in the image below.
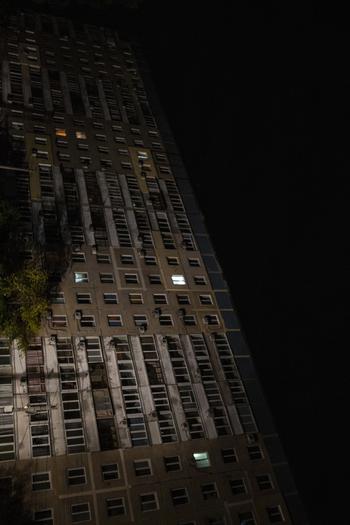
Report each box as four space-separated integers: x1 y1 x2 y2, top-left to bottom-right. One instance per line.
0 10 307 525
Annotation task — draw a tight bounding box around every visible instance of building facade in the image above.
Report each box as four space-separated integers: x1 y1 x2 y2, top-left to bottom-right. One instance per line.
0 10 307 525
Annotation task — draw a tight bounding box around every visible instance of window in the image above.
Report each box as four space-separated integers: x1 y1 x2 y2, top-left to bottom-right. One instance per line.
167 257 179 266
207 519 225 525
183 315 196 326
129 293 143 304
75 131 87 139
71 502 91 523
134 315 148 327
153 294 167 305
103 293 118 304
107 315 122 327
32 472 51 491
72 252 86 263
172 275 186 286
171 488 189 506
201 482 218 500
140 492 158 512
199 295 213 305
101 463 119 481
221 448 237 464
0 339 10 366
67 467 86 486
229 478 247 495
125 273 138 284
74 272 88 283
194 276 207 285
177 294 190 305
134 459 152 477
100 273 114 283
145 256 157 265
33 509 54 524
163 456 181 472
159 314 173 326
238 511 256 525
80 315 95 328
52 315 67 328
55 128 66 137
204 314 219 326
95 133 107 141
247 445 263 461
106 498 126 517
76 293 92 304
188 258 200 267
193 452 210 469
96 253 111 264
267 506 285 523
256 474 273 490
50 292 65 304
149 274 161 285
121 254 134 265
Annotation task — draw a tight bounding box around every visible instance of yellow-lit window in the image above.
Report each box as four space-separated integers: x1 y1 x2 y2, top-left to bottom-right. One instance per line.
75 131 87 139
55 128 66 137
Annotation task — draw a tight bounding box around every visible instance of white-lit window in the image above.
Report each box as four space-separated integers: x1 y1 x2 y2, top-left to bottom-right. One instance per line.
74 272 88 283
75 131 87 139
172 275 186 286
193 452 210 468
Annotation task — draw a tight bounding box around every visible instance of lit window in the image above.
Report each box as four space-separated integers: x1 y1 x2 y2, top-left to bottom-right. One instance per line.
172 275 186 286
75 131 86 139
74 272 89 283
55 128 66 137
193 452 210 469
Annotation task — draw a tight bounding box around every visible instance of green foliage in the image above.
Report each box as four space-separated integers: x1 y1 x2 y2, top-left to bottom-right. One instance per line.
0 263 49 351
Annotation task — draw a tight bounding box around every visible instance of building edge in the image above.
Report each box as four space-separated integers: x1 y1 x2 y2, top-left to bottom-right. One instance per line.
132 44 310 525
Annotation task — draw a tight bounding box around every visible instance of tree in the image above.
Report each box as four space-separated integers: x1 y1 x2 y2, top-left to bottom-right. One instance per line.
0 263 49 351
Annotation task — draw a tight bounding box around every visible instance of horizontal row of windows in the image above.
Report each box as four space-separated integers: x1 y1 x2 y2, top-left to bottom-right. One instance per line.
70 251 200 267
48 312 220 328
31 502 284 524
73 272 207 286
50 291 214 306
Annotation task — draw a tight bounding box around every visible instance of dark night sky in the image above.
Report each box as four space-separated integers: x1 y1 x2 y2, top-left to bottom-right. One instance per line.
136 4 348 524
8 1 349 523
